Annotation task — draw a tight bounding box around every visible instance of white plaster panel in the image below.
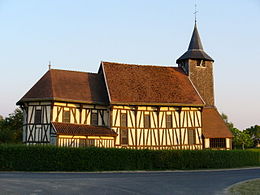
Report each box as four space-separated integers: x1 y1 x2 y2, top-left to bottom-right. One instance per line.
28 106 34 123
226 138 231 149
46 106 51 123
181 129 187 144
205 138 210 148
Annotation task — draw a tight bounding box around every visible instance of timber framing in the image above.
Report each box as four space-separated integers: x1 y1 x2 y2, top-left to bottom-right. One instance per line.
23 102 52 144
111 105 203 150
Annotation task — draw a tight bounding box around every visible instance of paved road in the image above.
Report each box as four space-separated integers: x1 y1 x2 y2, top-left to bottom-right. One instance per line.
0 168 260 195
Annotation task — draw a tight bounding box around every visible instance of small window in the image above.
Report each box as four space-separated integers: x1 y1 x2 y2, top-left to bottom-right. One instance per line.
188 129 196 145
91 112 98 126
210 138 226 148
166 114 172 128
120 113 127 127
121 128 128 145
120 113 128 145
196 60 206 67
63 110 70 123
34 110 42 124
196 60 201 66
144 114 150 128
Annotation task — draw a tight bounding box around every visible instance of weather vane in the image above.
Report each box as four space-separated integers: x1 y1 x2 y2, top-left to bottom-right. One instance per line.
48 61 51 70
194 1 198 23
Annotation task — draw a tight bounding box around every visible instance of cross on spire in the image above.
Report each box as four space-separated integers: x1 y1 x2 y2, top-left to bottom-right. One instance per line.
194 1 198 23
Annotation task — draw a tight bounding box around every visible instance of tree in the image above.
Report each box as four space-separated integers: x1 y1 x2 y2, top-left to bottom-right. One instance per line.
229 127 253 149
221 113 254 149
0 108 23 144
244 125 260 147
221 113 234 129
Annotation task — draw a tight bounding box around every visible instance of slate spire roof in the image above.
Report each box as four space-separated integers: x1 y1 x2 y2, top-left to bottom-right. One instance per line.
176 23 214 63
188 23 204 50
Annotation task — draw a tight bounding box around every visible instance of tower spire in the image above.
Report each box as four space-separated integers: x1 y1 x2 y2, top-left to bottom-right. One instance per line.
188 23 203 51
176 23 213 63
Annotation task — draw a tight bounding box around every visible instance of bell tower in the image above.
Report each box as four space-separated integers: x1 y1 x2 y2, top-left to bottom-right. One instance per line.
176 23 215 106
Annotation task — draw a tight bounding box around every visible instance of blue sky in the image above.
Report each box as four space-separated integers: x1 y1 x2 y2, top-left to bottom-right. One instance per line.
0 0 259 130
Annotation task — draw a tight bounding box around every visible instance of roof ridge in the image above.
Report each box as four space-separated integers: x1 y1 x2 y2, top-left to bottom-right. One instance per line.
102 61 175 68
50 68 97 75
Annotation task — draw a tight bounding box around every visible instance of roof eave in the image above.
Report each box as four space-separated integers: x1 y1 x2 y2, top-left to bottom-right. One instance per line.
203 135 234 138
56 132 117 137
17 97 108 106
176 51 214 64
110 101 204 107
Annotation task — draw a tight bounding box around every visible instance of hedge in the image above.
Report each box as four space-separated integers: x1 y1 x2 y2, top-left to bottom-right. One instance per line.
0 145 259 171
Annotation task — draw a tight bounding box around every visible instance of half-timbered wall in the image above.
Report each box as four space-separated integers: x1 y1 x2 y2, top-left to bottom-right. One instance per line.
23 101 230 150
51 102 110 147
57 135 114 148
52 102 109 126
111 105 203 150
23 101 52 144
23 101 110 146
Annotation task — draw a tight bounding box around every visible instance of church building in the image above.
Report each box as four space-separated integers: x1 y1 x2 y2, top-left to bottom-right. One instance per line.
17 23 233 149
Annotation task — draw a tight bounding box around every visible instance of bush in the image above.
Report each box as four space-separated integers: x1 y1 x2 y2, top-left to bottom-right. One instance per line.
0 145 259 171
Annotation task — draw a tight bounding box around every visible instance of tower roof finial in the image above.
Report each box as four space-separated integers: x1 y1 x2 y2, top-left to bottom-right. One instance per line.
48 61 51 70
194 1 198 24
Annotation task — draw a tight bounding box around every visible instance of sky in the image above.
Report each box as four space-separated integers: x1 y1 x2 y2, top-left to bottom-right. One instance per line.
0 0 259 130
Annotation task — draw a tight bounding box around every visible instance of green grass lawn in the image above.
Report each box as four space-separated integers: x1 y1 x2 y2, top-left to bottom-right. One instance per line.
247 148 260 151
227 179 260 195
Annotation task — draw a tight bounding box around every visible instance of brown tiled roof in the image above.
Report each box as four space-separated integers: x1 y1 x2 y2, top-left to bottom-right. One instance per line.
202 107 233 138
17 69 109 105
102 62 204 105
52 122 117 137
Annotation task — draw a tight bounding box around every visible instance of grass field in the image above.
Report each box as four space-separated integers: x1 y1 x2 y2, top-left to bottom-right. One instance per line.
227 179 260 194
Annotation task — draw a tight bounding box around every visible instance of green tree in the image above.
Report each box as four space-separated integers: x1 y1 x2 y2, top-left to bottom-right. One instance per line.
221 113 254 149
0 108 23 144
244 125 260 147
229 128 253 149
239 131 254 149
